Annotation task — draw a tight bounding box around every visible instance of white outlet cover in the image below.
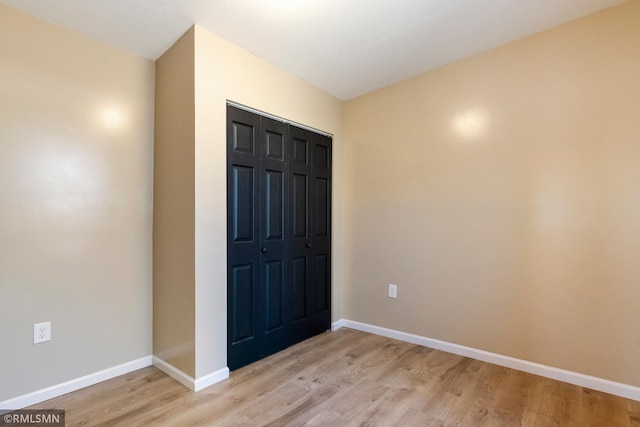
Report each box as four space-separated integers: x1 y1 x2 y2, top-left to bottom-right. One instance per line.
388 284 398 299
34 321 51 344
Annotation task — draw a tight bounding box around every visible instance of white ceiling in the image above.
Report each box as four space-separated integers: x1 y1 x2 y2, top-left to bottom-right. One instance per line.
0 0 626 100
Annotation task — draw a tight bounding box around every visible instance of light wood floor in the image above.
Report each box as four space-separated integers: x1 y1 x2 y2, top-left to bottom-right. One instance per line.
30 328 640 426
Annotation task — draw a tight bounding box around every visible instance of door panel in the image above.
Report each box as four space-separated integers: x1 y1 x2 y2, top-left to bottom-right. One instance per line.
265 170 284 241
232 165 255 242
314 255 329 313
227 108 261 370
230 264 255 343
315 143 329 169
264 260 284 332
310 135 332 335
292 137 308 164
259 117 289 357
265 131 285 161
315 177 329 237
291 256 307 322
288 126 313 343
232 121 257 155
291 174 308 238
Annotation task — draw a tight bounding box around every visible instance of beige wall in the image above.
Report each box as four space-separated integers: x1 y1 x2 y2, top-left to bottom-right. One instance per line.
153 29 197 377
344 1 640 387
0 5 154 401
153 25 344 379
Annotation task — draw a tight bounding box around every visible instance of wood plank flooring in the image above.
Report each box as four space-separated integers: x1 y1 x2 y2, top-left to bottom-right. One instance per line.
29 328 639 426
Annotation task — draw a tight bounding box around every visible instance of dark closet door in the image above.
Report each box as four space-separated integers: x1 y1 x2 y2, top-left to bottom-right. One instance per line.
227 108 261 370
288 127 332 341
227 105 331 371
309 133 332 336
288 126 314 344
227 110 290 370
259 117 289 358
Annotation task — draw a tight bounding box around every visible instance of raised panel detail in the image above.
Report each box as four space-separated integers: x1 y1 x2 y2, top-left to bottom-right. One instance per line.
315 144 329 168
292 256 307 321
233 122 255 154
293 174 307 238
233 165 254 242
293 137 308 164
314 255 329 313
231 264 254 343
265 260 284 332
265 170 284 241
315 177 328 237
266 131 285 161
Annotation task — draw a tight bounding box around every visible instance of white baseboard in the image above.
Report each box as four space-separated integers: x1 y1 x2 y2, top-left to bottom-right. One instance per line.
334 319 640 402
152 357 229 392
331 319 346 331
0 356 153 411
194 367 230 391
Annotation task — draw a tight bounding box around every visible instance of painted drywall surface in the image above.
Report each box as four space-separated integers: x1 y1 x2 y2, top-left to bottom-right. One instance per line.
193 25 345 377
0 5 154 401
344 1 640 387
153 28 197 377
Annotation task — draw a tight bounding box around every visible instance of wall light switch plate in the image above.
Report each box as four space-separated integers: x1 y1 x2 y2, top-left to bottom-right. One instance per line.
34 322 51 344
388 284 397 299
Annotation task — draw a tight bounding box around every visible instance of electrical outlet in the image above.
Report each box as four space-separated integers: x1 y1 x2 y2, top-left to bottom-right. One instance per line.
388 284 397 299
34 322 51 344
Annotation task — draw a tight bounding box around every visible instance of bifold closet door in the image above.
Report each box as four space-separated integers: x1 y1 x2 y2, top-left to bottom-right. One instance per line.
288 126 332 343
227 108 289 370
258 117 289 358
227 108 261 370
309 131 332 337
227 105 331 370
